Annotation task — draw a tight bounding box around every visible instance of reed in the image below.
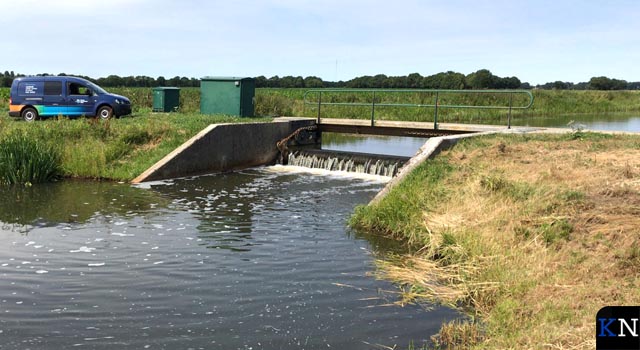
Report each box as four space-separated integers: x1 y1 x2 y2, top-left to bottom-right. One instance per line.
0 113 270 181
0 132 62 185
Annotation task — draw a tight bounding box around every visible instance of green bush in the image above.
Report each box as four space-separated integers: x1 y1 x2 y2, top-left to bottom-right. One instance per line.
0 132 62 185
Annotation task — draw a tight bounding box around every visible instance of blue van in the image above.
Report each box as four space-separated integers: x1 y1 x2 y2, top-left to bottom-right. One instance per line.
9 76 131 121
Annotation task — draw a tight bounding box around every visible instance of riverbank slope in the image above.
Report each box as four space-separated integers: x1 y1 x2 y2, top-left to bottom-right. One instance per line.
350 132 640 348
0 114 269 181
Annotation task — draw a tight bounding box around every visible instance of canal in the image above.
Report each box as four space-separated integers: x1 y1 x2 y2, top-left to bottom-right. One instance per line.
0 133 454 349
499 113 640 132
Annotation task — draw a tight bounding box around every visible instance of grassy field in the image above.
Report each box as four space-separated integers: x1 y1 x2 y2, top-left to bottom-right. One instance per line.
2 87 640 122
350 132 640 349
0 113 270 182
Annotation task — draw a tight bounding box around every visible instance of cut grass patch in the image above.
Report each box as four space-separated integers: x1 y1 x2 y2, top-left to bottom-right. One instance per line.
351 132 640 349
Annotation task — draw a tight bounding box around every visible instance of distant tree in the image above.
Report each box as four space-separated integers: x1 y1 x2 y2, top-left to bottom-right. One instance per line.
293 76 305 88
267 75 281 88
255 76 268 88
466 69 496 89
552 81 570 90
537 81 573 90
168 76 180 87
157 76 166 86
589 76 628 90
372 74 389 88
628 82 640 90
406 73 422 88
424 71 466 89
303 76 324 88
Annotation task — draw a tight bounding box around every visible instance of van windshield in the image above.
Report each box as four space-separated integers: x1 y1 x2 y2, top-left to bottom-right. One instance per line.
87 82 108 95
88 82 108 95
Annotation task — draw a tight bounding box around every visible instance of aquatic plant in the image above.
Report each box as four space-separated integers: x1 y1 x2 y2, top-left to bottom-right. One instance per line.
0 132 62 185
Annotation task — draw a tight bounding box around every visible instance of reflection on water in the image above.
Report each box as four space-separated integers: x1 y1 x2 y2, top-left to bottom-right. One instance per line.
0 180 168 231
0 168 458 349
321 132 427 157
513 114 640 132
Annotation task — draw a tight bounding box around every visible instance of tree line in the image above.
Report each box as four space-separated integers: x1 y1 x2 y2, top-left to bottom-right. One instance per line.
2 69 639 90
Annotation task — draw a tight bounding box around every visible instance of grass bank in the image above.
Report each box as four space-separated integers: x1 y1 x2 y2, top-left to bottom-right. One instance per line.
0 113 270 182
351 132 640 349
254 89 640 123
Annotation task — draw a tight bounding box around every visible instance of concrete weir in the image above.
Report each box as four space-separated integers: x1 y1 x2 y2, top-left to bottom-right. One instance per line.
132 117 316 183
131 116 541 204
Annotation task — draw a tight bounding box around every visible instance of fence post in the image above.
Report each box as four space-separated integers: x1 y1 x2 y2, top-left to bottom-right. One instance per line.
317 91 322 124
507 92 513 129
433 91 439 130
371 91 376 127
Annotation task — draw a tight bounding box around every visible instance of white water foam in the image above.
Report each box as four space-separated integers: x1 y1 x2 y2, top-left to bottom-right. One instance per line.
262 165 391 183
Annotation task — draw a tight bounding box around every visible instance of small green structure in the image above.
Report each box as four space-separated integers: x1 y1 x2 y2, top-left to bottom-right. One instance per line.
200 77 255 117
152 87 181 112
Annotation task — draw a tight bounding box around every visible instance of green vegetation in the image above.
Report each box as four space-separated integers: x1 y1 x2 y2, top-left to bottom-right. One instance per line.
2 86 640 122
351 133 640 349
0 113 269 182
252 88 640 123
3 69 638 90
0 132 62 185
0 84 639 185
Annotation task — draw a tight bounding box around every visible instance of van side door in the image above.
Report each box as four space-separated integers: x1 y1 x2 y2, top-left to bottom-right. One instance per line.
42 80 65 116
66 81 96 116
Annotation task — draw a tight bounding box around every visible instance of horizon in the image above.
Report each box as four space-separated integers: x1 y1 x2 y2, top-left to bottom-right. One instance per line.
2 1 639 85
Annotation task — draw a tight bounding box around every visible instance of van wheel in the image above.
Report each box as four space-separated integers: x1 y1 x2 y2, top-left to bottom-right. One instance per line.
22 107 39 122
97 106 113 120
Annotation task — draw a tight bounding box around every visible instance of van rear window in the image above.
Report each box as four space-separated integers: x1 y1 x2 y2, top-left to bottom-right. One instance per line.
44 81 62 96
18 82 44 96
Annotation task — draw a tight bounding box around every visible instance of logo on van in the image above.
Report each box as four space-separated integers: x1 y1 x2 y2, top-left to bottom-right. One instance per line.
25 85 38 94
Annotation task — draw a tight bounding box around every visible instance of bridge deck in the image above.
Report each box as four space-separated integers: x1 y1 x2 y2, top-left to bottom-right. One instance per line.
317 118 514 137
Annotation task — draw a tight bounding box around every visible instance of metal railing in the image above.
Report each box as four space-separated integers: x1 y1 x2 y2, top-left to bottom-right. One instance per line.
303 89 534 129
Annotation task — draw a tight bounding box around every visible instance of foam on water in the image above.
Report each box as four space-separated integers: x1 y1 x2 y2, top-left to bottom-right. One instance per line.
263 165 392 183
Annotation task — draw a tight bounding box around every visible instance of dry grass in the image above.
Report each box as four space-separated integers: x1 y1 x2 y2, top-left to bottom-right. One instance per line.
367 133 640 349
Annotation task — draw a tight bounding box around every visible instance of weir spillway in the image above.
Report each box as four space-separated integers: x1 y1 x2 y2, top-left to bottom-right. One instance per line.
286 149 409 177
132 118 503 184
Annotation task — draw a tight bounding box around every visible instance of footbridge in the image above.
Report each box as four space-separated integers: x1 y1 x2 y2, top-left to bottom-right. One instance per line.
304 88 534 137
133 89 535 184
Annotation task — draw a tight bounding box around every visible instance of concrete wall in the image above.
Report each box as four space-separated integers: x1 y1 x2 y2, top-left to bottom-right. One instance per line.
132 118 316 183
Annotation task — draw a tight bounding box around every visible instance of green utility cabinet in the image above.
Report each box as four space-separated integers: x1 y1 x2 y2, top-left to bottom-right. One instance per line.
200 77 255 117
152 87 181 112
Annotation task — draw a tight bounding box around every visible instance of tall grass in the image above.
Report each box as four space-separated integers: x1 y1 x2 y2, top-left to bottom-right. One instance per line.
350 133 640 349
0 113 269 181
0 132 62 185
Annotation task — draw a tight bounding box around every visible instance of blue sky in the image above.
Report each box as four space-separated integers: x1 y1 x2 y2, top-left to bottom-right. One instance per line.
2 0 639 84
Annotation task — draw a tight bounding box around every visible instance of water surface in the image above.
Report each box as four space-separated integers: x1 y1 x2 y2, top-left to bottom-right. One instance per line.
321 133 427 157
513 113 640 132
0 169 457 349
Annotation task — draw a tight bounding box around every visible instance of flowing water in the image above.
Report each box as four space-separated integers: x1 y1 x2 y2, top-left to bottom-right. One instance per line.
0 166 457 349
287 150 406 177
